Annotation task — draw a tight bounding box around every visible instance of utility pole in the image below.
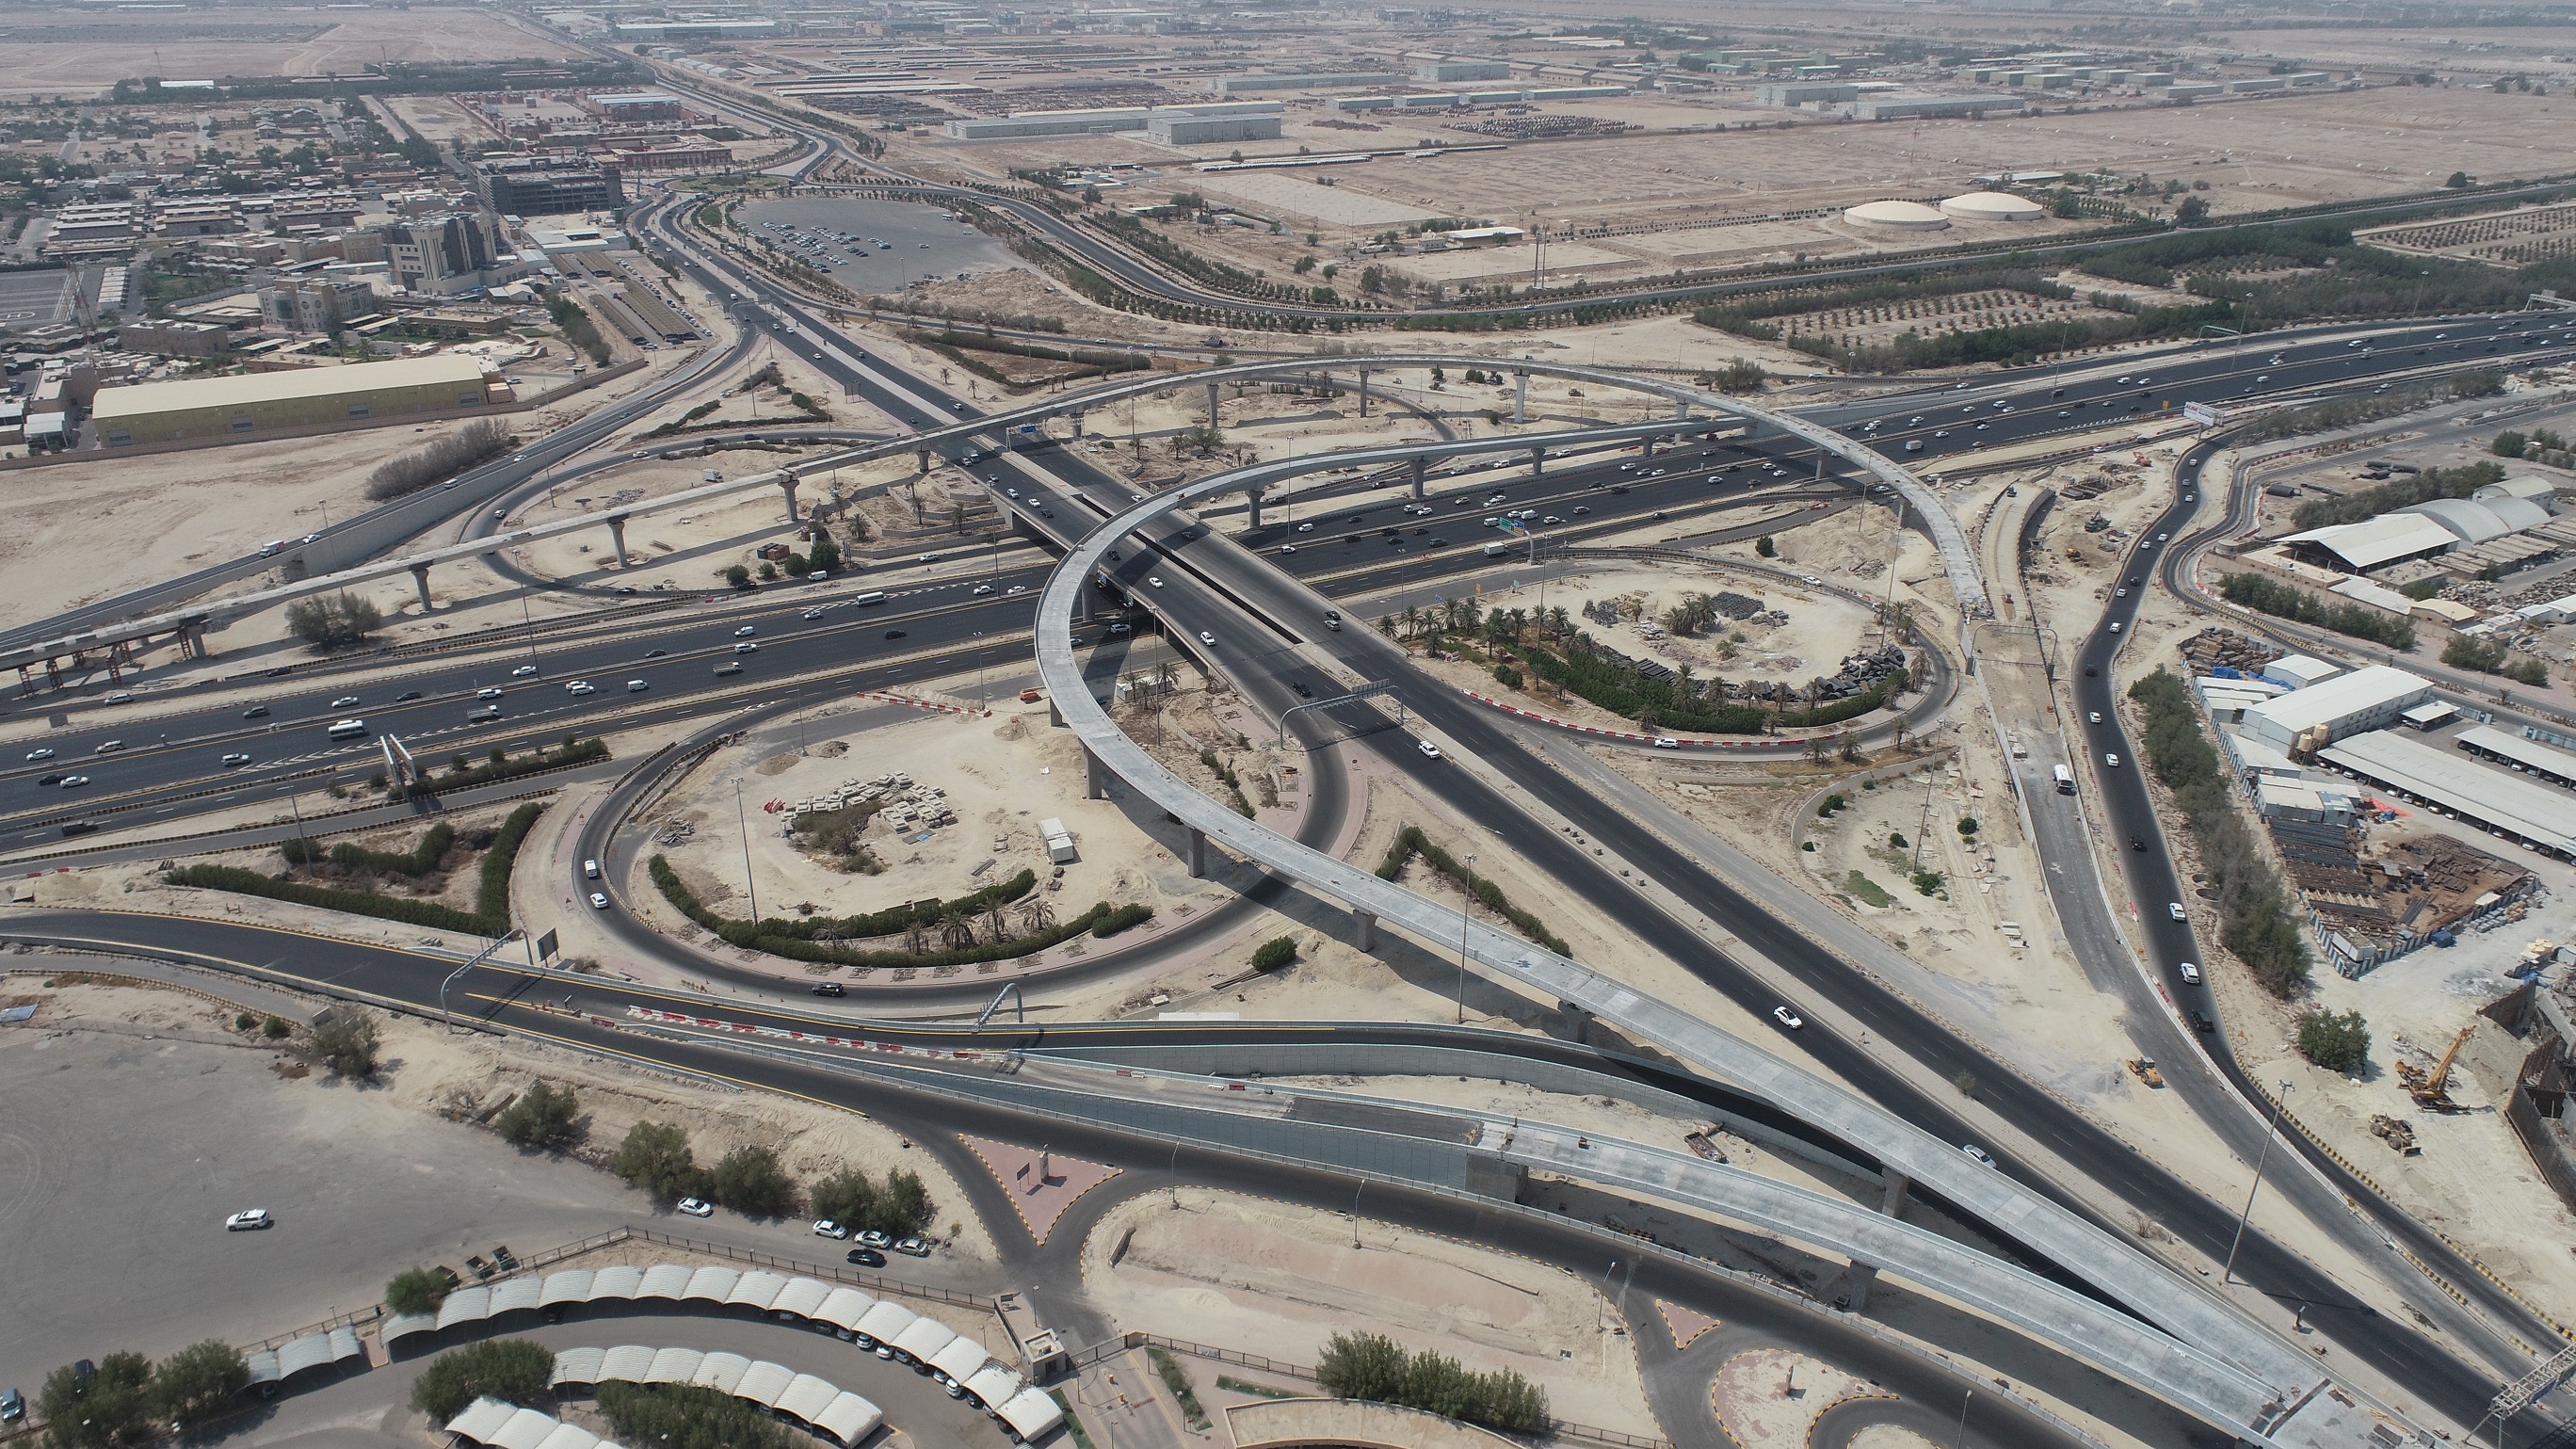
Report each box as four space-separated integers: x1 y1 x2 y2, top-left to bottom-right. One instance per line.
733 776 761 923
1456 853 1476 1023
2223 1082 2294 1284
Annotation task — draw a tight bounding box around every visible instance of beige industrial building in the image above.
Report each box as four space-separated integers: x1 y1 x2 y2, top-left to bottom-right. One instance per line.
91 354 505 447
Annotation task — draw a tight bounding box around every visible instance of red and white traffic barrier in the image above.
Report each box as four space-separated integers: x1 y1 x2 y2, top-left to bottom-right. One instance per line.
629 1005 990 1057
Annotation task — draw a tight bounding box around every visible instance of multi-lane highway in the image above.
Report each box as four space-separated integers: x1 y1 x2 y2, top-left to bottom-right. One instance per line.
13 162 2576 1442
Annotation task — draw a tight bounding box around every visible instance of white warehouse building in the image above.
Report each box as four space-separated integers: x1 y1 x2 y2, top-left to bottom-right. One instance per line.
2238 665 2434 753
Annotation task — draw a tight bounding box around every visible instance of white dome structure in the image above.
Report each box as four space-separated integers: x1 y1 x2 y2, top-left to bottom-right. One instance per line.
1940 190 2047 222
1843 199 1951 231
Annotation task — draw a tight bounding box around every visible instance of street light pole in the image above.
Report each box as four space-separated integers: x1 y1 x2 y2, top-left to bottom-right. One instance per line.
733 777 761 923
1456 852 1476 1023
1954 1388 1972 1449
2223 1081 2295 1285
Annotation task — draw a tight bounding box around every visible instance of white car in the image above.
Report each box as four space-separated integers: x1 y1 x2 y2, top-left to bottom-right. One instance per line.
589 892 610 910
224 1209 273 1232
676 1198 714 1217
1005 585 1026 596
2167 901 2187 921
512 664 539 678
1280 544 1297 555
2086 711 2102 724
802 607 825 620
567 681 596 696
2105 752 2121 768
1198 631 1216 646
735 624 757 637
812 1219 851 1240
1960 1145 1997 1167
330 695 361 709
857 1229 894 1249
24 749 51 762
476 686 504 700
1799 575 1823 587
221 752 252 767
1147 576 1165 588
972 583 995 595
1296 522 1315 532
1417 740 1441 759
1772 1006 1804 1030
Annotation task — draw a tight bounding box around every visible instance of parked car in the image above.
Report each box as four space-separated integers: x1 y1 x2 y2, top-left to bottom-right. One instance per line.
224 1209 273 1232
893 1235 930 1258
857 1229 894 1249
813 1220 851 1240
845 1248 886 1268
676 1198 714 1217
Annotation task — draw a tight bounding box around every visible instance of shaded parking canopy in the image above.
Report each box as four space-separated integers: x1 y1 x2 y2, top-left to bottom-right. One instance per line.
541 1348 883 1448
443 1399 623 1449
249 1327 364 1388
383 1263 980 1364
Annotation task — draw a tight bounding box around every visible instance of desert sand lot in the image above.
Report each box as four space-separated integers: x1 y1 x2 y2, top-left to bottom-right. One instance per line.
930 84 2576 245
0 8 576 100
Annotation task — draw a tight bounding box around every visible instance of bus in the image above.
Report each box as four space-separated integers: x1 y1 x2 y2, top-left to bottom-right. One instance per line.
327 719 369 740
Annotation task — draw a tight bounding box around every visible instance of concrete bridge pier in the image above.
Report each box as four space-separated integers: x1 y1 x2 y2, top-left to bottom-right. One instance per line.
1674 398 1690 421
1528 446 1545 479
409 563 434 612
1205 382 1220 427
1834 1263 1879 1312
1409 457 1426 500
1186 826 1207 877
1357 369 1371 418
174 623 207 660
780 475 801 523
1085 745 1108 799
1879 1170 1910 1218
1354 910 1377 953
1642 434 1656 459
1246 483 1264 530
1513 369 1528 424
1050 699 1065 728
916 446 931 473
606 514 631 568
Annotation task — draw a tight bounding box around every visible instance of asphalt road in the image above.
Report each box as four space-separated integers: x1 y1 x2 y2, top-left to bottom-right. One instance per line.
0 921 2111 1449
2069 435 2568 1371
15 169 2576 1440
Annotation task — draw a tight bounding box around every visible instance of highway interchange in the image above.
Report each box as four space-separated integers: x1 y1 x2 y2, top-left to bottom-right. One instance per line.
8 161 2576 1445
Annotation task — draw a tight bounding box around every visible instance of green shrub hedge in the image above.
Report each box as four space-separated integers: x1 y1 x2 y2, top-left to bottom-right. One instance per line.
282 821 453 875
648 855 1148 966
1375 825 1568 955
169 802 544 937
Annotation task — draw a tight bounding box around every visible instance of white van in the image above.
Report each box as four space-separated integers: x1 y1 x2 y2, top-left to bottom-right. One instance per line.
626 680 649 693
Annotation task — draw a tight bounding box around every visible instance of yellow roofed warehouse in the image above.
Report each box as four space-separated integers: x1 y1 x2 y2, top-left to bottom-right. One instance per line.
91 354 507 447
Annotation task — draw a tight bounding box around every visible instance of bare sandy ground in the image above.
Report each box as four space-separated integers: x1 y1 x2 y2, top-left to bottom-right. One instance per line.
0 8 573 99
1080 1187 1657 1437
0 974 993 1262
0 343 700 639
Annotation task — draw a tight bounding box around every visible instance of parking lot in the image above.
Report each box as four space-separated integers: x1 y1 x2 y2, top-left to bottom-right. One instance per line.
0 1004 979 1390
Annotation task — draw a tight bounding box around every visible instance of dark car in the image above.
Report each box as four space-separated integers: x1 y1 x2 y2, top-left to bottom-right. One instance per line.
1292 681 1312 699
34 774 61 787
644 649 668 659
395 690 423 701
2189 1010 2216 1033
241 705 269 719
884 630 907 640
845 1248 886 1268
2131 835 2147 851
813 982 846 997
2084 666 2099 677
1 1387 24 1424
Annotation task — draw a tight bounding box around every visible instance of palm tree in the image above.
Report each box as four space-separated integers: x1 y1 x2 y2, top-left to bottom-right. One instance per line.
940 908 976 951
982 898 1009 944
1400 604 1423 638
1377 614 1396 638
1017 895 1056 934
